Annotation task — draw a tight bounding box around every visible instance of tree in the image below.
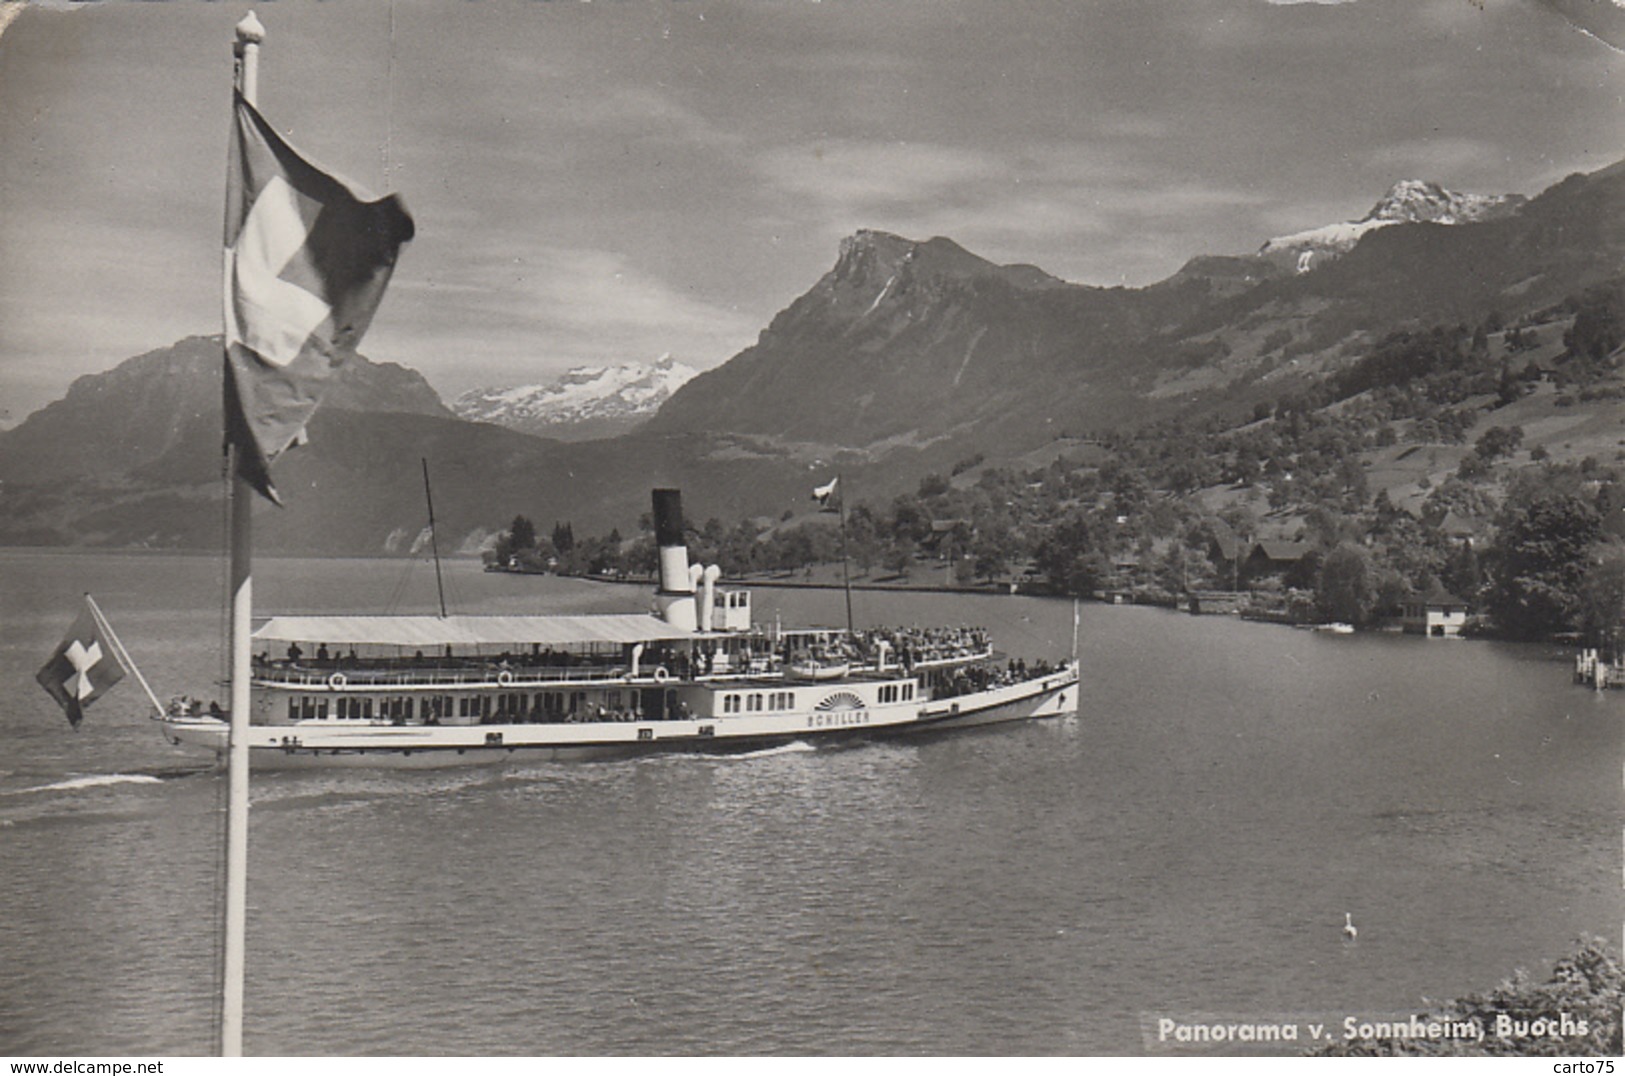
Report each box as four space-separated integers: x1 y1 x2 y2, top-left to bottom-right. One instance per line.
1441 541 1482 603
551 521 575 554
1565 281 1625 363
1473 425 1524 463
490 515 539 568
883 536 916 578
509 515 537 551
1486 494 1602 639
1579 545 1625 648
1315 544 1376 624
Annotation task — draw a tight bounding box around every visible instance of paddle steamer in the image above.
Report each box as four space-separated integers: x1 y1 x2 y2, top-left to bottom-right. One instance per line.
161 490 1078 767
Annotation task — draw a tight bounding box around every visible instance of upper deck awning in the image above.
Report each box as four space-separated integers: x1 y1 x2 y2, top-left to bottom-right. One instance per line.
252 614 703 648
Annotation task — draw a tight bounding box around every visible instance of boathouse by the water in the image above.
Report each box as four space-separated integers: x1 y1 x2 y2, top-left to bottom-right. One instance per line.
1400 585 1469 637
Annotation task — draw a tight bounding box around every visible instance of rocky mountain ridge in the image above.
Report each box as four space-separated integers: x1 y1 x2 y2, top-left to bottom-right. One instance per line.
2 158 1621 553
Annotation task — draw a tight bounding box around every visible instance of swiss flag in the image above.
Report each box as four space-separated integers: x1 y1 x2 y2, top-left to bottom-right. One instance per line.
224 91 414 503
36 601 127 729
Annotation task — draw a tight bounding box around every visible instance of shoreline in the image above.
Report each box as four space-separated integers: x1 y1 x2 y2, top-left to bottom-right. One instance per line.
566 569 1018 597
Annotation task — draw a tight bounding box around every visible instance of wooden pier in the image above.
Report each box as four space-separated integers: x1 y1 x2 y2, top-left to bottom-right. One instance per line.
1574 649 1625 690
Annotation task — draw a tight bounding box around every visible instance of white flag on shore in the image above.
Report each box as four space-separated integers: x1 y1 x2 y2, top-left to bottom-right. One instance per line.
812 477 839 508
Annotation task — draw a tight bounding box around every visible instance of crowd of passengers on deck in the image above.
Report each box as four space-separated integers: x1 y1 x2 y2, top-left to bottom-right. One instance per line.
257 623 1002 684
931 656 1063 699
795 626 991 669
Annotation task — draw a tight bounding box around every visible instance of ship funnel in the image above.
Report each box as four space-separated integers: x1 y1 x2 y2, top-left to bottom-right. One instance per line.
698 564 722 631
652 488 697 630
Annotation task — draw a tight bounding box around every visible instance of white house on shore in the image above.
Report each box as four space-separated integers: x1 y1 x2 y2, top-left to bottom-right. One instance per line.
1400 584 1469 637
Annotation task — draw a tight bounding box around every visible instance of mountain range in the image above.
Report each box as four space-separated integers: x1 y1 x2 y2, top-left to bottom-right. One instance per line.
451 355 698 441
2 158 1621 554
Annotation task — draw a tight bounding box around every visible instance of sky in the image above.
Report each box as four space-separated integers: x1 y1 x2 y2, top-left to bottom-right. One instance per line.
1 0 1622 427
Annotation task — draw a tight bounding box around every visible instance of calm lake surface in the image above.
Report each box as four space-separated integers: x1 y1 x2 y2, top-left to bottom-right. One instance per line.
0 549 1617 1055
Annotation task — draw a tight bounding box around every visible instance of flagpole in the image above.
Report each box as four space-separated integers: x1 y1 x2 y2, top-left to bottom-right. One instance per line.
84 594 165 718
221 12 263 1059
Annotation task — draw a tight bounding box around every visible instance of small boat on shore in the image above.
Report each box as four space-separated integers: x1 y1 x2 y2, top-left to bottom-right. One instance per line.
159 489 1079 768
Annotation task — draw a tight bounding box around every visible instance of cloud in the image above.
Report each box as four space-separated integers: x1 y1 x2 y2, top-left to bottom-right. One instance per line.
750 138 1271 285
370 236 761 396
1365 136 1506 180
754 141 1006 210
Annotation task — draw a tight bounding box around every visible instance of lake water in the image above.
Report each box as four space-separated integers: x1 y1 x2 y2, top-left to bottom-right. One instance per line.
0 550 1617 1055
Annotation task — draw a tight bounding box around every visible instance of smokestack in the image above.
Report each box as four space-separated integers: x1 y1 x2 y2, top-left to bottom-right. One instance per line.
651 488 697 630
698 564 721 632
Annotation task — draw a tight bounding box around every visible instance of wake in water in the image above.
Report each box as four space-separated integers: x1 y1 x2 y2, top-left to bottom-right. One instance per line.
722 741 818 761
0 765 214 798
2 773 164 797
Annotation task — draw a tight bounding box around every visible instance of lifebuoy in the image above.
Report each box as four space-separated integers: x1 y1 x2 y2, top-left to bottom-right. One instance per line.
497 670 515 686
327 672 347 689
653 666 670 683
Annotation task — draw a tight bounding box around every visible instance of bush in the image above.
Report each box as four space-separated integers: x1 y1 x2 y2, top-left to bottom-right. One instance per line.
1311 937 1622 1056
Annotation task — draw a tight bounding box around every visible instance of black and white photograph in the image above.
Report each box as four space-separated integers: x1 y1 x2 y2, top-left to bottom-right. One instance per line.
1 0 1621 1059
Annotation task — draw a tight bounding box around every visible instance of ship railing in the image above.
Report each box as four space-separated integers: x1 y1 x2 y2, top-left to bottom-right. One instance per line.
252 663 643 689
846 645 995 673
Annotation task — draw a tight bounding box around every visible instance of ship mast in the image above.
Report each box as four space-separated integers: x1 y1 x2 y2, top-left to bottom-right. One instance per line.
836 473 854 636
422 458 448 618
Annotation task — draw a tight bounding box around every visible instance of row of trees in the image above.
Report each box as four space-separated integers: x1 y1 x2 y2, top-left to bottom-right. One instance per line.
484 453 1625 644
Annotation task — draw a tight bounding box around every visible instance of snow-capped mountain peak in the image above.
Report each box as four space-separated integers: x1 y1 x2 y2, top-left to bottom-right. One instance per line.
1362 178 1525 226
452 355 699 441
1259 179 1527 272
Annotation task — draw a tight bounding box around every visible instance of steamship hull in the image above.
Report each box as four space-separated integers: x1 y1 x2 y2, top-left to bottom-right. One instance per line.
160 664 1078 770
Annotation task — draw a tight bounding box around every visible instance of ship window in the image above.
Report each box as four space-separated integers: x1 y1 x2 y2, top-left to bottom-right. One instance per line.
288 698 299 721
317 698 329 719
746 694 761 712
404 697 414 720
723 694 739 714
301 697 315 720
482 695 492 718
904 684 913 701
